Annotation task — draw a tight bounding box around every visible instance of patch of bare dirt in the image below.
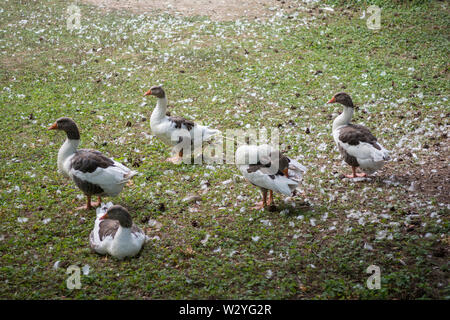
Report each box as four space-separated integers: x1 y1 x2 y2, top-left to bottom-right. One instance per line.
383 135 450 205
82 0 296 21
1 51 28 73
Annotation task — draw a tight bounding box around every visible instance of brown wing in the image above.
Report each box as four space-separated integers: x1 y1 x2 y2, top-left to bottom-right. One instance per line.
98 219 119 241
339 124 381 150
168 116 195 131
247 151 290 179
98 220 143 241
277 153 290 172
71 149 115 173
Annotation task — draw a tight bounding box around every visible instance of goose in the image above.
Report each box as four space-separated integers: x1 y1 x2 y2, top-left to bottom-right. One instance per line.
48 117 137 210
235 144 307 210
327 92 390 178
144 85 220 163
89 203 146 260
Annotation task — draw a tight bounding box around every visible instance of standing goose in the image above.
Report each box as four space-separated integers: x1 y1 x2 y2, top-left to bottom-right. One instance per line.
327 92 390 178
49 117 137 210
144 85 220 163
236 144 307 210
89 203 146 260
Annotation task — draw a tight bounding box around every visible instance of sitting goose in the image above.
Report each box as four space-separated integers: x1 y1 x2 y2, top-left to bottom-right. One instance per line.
235 144 307 210
49 117 137 210
144 86 220 163
89 203 146 260
327 92 390 178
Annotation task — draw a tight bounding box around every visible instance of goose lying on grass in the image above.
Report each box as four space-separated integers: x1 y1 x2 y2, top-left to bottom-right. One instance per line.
236 144 307 210
89 203 146 260
49 117 137 210
327 92 390 178
144 85 220 164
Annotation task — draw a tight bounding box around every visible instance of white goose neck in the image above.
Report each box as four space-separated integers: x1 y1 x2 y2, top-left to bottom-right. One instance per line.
333 106 354 131
150 97 168 122
57 139 79 173
114 225 132 242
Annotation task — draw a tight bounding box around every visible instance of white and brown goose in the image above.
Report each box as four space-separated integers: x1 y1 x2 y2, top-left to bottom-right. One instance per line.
327 92 390 178
144 85 220 163
89 203 145 260
236 144 307 210
49 117 137 210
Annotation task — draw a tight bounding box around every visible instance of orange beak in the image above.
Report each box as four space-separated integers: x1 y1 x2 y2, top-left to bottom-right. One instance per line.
283 168 289 178
48 122 58 130
99 213 108 220
144 89 152 96
327 96 336 104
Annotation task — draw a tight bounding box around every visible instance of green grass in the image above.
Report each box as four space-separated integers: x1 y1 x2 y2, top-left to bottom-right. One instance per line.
0 0 448 299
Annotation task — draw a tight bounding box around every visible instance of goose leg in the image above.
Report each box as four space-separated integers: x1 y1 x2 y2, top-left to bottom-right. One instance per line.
166 150 183 164
91 196 102 207
252 189 267 210
75 195 101 210
345 166 367 178
267 190 274 206
75 195 92 210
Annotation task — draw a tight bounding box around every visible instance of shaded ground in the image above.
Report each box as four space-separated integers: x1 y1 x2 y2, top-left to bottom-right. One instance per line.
83 0 297 21
382 136 449 205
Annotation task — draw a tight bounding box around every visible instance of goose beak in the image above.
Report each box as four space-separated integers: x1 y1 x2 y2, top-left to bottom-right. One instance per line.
99 213 109 220
144 89 152 96
48 122 58 130
327 96 336 104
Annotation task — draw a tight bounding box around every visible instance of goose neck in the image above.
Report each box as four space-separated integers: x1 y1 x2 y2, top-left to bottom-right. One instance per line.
57 139 79 172
151 97 168 121
114 225 132 242
333 106 354 131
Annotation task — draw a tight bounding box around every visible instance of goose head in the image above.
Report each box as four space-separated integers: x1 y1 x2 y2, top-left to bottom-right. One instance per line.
144 85 165 99
48 117 80 140
327 92 354 108
100 205 133 228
